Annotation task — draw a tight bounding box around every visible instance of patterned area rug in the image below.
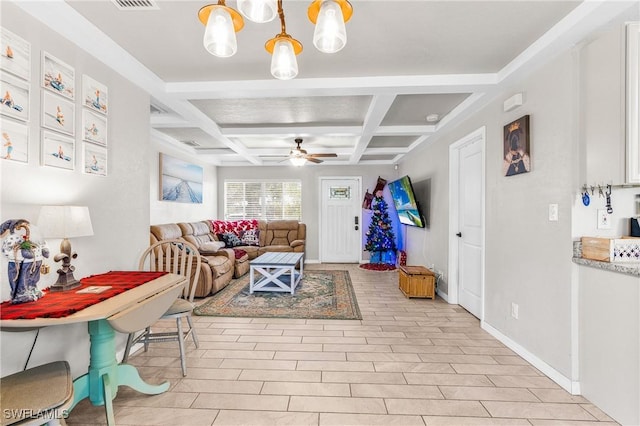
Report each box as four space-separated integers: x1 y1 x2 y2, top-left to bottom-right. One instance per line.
194 270 361 320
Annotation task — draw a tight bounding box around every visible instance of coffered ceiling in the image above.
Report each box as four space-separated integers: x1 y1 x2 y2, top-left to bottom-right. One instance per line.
14 0 639 166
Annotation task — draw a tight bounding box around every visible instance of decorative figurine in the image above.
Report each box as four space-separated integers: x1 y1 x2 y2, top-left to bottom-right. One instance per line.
1 219 49 304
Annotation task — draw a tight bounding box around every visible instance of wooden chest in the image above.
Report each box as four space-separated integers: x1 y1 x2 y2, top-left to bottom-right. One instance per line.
398 265 435 299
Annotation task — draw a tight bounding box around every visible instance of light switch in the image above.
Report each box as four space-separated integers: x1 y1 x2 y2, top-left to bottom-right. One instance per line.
549 204 559 221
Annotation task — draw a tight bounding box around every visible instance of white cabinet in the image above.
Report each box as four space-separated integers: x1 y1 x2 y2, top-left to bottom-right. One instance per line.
626 22 639 184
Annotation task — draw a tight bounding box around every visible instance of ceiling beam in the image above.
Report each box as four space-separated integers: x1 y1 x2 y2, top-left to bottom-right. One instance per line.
350 94 397 164
221 126 362 137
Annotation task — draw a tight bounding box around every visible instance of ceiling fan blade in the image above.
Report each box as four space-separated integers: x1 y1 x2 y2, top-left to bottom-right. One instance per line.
306 157 323 164
307 153 337 158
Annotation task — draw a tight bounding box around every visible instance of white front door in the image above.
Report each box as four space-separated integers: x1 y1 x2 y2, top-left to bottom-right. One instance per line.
320 177 361 263
449 128 485 319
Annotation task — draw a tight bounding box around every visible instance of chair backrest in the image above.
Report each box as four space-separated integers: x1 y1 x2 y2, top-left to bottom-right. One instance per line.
138 239 202 303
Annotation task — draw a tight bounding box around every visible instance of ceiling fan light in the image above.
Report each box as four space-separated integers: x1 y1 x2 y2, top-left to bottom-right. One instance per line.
201 4 243 57
312 0 347 53
290 157 307 166
270 38 299 80
238 0 277 23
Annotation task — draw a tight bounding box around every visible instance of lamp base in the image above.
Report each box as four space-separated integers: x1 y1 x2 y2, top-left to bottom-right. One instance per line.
49 269 81 292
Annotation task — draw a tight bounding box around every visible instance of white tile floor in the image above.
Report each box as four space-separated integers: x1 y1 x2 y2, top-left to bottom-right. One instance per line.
67 264 617 425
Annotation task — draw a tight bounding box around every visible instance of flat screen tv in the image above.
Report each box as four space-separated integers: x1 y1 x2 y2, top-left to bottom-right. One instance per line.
388 175 425 228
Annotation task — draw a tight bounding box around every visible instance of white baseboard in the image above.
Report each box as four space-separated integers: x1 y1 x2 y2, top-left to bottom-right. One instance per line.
436 288 448 302
481 321 581 395
305 259 320 264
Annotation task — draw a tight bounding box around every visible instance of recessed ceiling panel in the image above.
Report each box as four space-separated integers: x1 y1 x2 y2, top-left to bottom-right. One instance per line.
382 94 471 126
368 136 417 148
191 96 371 127
155 127 228 148
360 155 397 162
231 135 356 150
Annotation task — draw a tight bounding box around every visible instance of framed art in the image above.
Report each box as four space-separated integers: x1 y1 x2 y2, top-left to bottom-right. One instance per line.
0 74 29 122
42 51 75 100
502 115 531 177
83 142 107 176
0 118 28 163
82 75 108 115
159 153 203 203
42 91 75 136
41 130 74 170
82 109 107 146
0 28 31 81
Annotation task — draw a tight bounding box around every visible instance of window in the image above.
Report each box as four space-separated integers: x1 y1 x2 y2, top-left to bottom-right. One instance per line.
224 180 302 220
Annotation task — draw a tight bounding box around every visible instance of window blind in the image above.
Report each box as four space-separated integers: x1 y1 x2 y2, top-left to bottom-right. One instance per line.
224 180 302 220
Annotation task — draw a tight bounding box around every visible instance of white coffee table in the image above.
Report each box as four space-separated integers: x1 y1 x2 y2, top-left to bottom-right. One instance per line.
249 252 304 294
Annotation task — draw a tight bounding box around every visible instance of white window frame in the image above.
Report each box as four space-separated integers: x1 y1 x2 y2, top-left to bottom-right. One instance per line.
223 179 302 220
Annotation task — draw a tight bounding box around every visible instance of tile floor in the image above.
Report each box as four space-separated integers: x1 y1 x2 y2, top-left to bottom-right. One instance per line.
67 264 617 425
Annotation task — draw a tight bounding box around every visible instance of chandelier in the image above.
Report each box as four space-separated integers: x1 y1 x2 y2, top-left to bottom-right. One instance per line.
198 0 353 80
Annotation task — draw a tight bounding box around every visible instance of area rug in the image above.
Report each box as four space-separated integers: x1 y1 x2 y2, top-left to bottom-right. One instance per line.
194 270 361 320
359 263 397 272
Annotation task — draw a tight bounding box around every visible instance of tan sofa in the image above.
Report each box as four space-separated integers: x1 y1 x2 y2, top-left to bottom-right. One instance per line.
150 223 234 298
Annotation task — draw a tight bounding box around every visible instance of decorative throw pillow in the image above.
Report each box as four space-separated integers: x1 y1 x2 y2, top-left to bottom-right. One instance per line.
219 232 242 248
239 229 260 246
199 241 226 253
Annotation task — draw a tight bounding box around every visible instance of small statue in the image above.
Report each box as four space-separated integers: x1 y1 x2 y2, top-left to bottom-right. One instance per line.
1 219 49 304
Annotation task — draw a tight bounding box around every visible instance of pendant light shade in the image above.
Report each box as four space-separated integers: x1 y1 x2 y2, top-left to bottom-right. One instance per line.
270 38 299 80
199 2 244 58
308 0 352 53
238 0 277 23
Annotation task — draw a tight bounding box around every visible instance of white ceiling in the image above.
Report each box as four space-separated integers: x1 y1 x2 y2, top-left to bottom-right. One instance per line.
16 0 640 166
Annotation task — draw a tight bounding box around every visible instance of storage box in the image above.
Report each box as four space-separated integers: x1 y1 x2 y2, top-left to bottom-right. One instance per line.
581 237 640 262
398 265 435 299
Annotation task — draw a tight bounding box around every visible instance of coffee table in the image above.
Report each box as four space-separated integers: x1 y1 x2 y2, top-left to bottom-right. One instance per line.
249 252 304 294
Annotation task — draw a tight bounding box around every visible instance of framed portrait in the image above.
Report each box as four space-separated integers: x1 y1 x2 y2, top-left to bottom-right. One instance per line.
1 28 31 81
0 74 29 122
42 51 75 100
82 75 108 115
42 91 75 136
0 118 28 163
82 109 107 146
41 130 74 170
159 153 203 203
83 142 107 176
502 115 531 177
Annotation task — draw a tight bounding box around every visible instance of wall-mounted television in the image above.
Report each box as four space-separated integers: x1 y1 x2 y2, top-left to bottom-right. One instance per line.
388 175 425 228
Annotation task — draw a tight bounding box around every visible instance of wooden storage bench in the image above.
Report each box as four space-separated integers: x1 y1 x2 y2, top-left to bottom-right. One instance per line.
398 265 435 299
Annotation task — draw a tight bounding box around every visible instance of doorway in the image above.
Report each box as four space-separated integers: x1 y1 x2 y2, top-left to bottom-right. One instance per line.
448 127 485 319
319 177 362 263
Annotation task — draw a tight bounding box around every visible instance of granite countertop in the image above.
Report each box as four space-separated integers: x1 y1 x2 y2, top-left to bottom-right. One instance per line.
572 241 640 277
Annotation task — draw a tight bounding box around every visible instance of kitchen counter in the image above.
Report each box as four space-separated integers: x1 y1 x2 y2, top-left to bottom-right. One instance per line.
573 240 640 277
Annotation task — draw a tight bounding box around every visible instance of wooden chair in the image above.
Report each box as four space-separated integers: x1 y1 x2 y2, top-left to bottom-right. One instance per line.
122 239 201 376
1 361 74 426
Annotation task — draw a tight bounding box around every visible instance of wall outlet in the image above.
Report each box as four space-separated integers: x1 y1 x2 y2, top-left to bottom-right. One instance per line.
548 204 559 221
597 209 611 229
511 302 519 319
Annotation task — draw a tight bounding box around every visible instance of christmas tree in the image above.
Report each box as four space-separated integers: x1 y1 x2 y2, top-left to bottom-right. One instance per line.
365 193 396 263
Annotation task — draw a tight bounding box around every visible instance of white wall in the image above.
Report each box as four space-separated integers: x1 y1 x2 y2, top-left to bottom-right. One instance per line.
216 164 396 261
149 138 217 226
0 3 150 378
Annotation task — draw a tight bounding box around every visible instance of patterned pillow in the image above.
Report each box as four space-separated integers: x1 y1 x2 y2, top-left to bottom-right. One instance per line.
239 229 260 246
219 232 242 248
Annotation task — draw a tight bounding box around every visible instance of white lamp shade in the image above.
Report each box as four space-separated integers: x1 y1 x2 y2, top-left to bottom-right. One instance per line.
238 0 277 23
271 38 298 80
37 206 94 239
290 156 307 166
313 0 347 53
203 7 238 57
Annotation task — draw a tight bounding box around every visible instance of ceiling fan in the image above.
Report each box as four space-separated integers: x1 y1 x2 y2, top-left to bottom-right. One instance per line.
288 138 337 165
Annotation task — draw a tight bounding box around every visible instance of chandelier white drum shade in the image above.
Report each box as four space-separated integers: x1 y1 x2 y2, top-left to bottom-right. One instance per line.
198 0 353 79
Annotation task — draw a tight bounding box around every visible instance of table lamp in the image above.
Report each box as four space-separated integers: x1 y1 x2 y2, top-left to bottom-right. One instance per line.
37 206 94 291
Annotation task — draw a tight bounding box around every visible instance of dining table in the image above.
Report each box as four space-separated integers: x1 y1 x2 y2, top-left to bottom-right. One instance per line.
0 271 187 425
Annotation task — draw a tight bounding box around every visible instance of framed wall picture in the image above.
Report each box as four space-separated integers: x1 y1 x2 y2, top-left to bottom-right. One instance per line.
0 28 31 81
83 142 107 176
41 130 74 170
0 118 29 163
0 74 29 122
159 153 203 203
82 109 107 146
82 75 108 115
502 115 531 177
42 51 75 100
42 91 75 136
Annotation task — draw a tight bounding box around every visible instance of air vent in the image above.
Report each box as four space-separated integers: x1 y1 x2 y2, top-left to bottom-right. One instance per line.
111 0 159 10
181 140 200 147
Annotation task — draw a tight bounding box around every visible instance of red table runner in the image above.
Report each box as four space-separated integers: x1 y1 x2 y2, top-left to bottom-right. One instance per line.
0 271 168 320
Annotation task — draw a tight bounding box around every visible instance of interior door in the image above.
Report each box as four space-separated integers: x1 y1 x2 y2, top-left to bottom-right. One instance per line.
457 136 484 318
320 178 361 263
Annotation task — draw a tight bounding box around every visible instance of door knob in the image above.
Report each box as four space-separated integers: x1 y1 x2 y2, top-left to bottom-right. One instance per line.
456 232 462 237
